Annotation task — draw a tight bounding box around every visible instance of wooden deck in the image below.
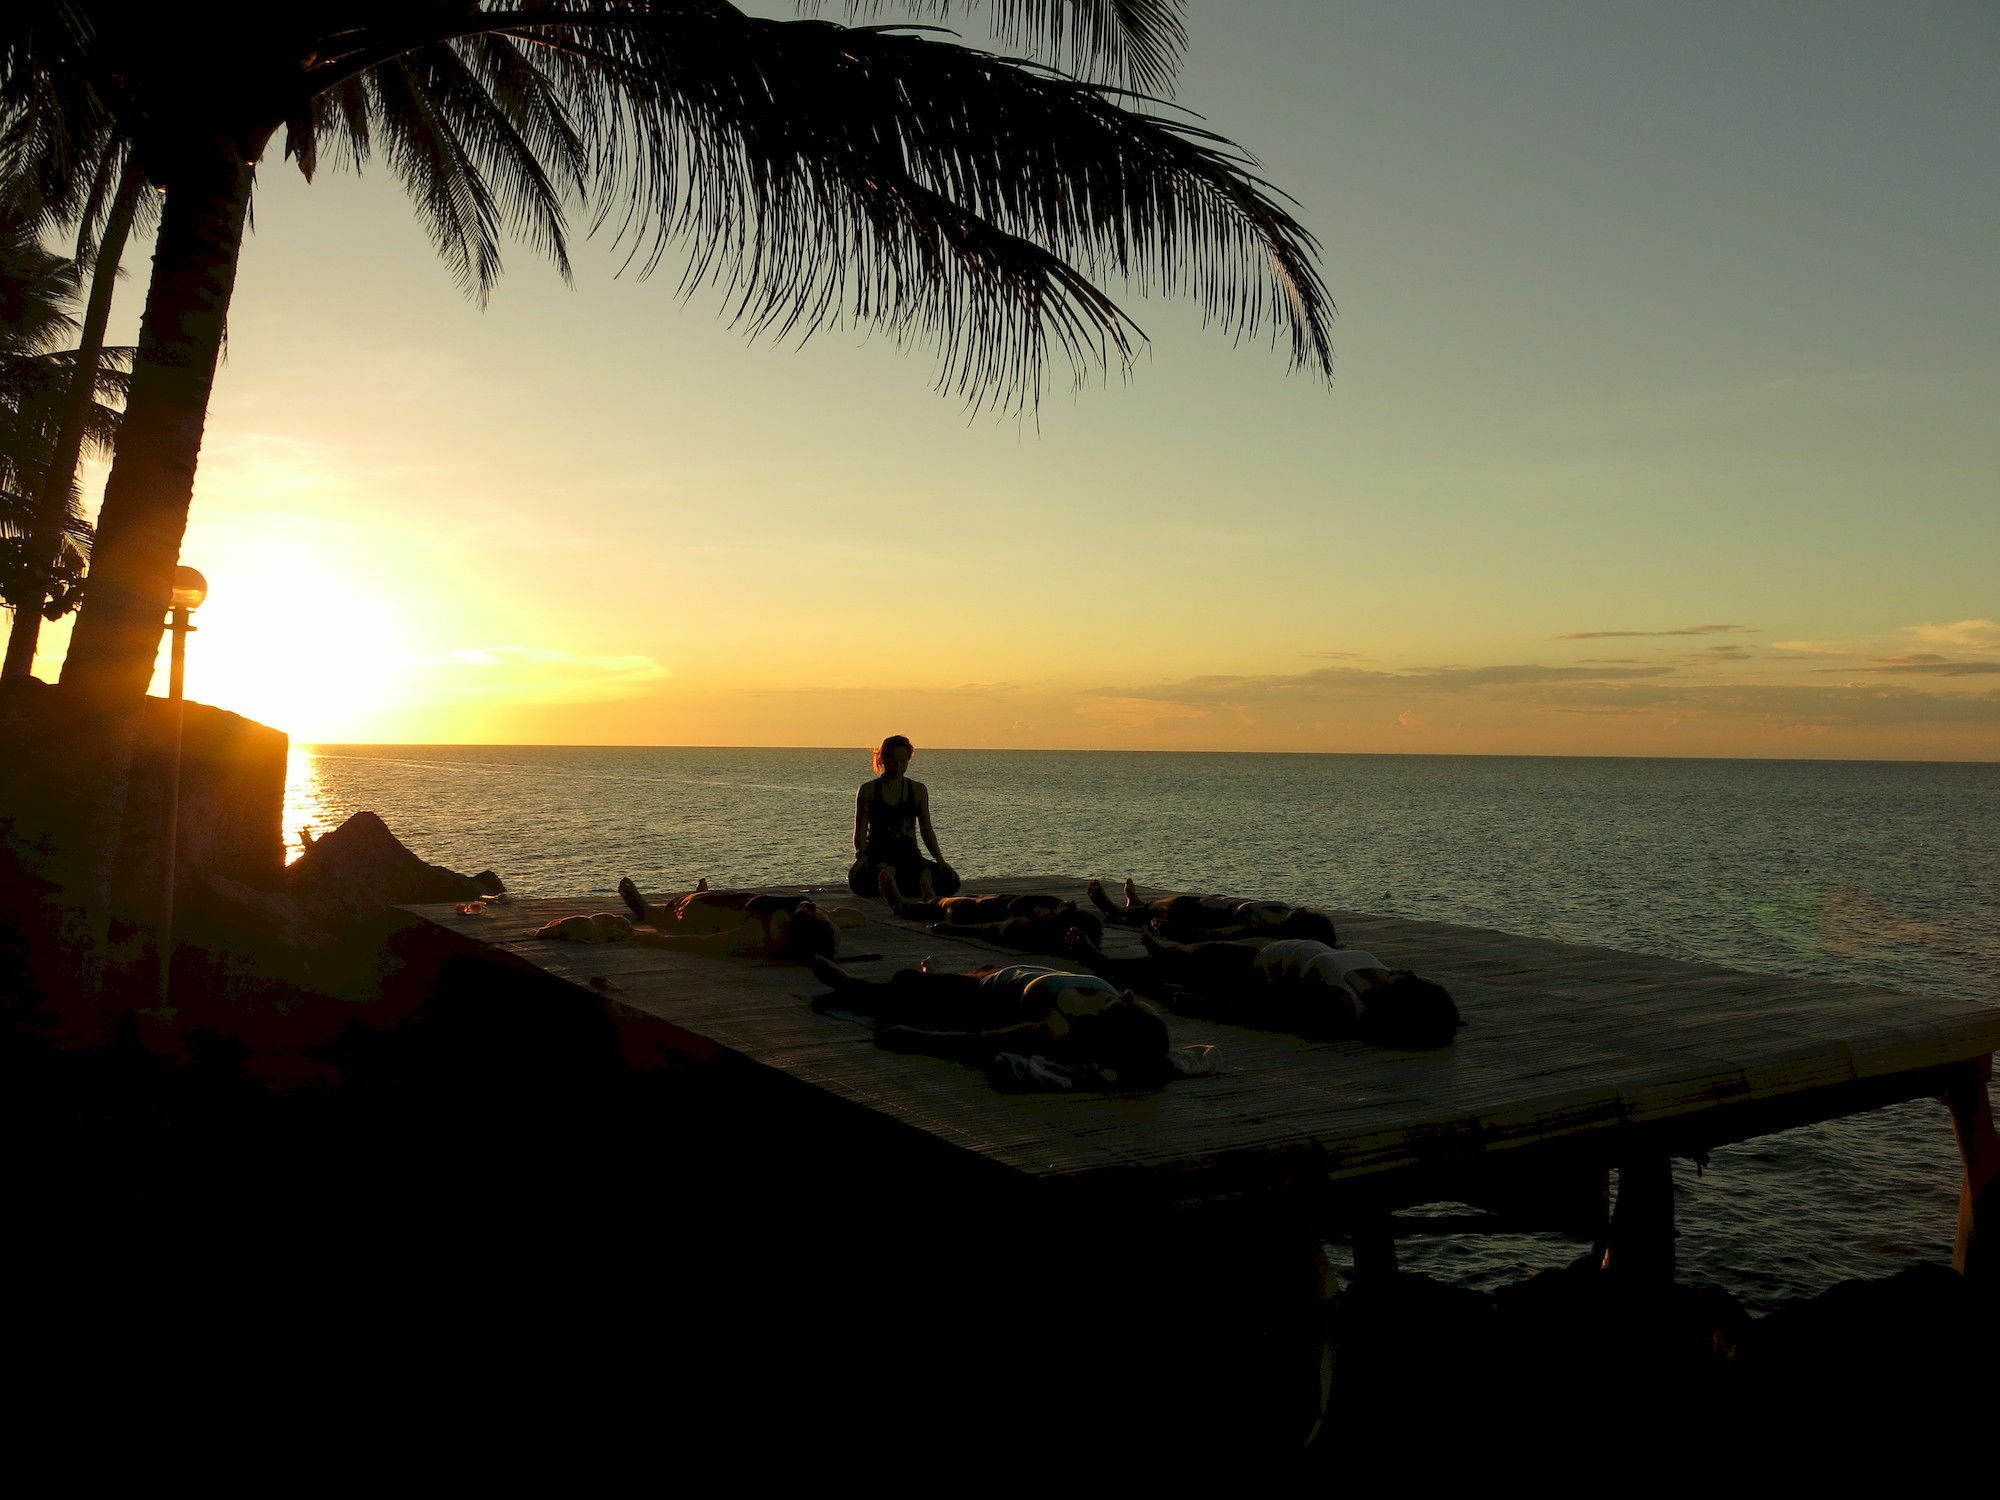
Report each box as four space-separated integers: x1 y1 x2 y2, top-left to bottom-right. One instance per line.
401 876 2000 1216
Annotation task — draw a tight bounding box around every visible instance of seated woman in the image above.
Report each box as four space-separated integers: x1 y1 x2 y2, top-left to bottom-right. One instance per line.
1085 878 1340 944
807 954 1192 1089
849 735 960 900
875 868 1065 926
617 877 841 962
1067 929 1461 1049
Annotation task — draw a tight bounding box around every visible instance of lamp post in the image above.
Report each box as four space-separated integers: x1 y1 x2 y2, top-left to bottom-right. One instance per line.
159 566 206 1006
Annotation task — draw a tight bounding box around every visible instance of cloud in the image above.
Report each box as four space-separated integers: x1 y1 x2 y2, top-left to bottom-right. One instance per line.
1088 662 1676 706
417 645 672 703
1677 645 1756 661
1521 681 2000 726
1555 624 1754 640
1824 661 2000 677
1904 620 2000 654
1579 657 1640 664
1302 650 1367 660
1396 709 1426 730
1073 696 1212 730
1089 660 2000 733
1875 653 1949 665
1771 641 1861 657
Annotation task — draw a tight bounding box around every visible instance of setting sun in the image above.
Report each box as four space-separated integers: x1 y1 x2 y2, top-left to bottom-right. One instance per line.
153 549 413 742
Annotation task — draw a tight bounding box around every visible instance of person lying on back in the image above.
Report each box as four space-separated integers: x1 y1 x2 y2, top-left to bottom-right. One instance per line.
617 877 841 962
875 868 1065 926
807 954 1188 1088
926 902 1104 955
1085 878 1339 944
1066 928 1461 1048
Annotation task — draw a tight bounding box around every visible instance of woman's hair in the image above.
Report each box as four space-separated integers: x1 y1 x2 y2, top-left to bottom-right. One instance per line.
1277 908 1341 944
1092 998 1175 1084
873 735 914 774
1361 976 1462 1048
776 905 839 962
1057 904 1104 946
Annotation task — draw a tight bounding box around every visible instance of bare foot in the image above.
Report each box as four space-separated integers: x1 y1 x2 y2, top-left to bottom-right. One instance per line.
617 877 648 922
917 868 937 901
696 877 709 892
1122 877 1140 909
919 954 940 973
877 867 902 903
1084 878 1116 917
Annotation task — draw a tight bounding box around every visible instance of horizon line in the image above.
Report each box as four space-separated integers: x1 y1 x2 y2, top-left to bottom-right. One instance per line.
296 742 1999 768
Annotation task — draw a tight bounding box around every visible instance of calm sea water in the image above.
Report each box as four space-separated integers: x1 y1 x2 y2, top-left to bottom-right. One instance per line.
289 745 1998 1310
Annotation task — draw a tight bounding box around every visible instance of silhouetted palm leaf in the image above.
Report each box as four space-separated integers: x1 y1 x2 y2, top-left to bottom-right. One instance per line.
4 4 1330 407
818 1 1188 93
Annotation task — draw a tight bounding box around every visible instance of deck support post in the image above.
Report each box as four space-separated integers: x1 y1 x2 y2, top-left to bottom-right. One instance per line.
1600 1155 1676 1282
1941 1057 1999 1285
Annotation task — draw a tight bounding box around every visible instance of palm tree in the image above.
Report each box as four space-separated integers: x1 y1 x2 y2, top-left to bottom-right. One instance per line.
0 3 1334 1011
2 155 144 678
3 2 1333 705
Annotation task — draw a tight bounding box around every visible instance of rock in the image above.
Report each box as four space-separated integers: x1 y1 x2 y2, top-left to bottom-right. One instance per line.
284 811 499 918
1736 1265 1985 1388
1489 1266 1749 1408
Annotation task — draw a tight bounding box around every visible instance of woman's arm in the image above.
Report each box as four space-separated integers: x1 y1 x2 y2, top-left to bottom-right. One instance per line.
916 782 945 862
854 785 871 855
632 921 765 956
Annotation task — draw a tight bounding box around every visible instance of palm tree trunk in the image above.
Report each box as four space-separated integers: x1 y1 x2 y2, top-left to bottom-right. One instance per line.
0 146 257 1031
60 150 255 700
2 162 144 681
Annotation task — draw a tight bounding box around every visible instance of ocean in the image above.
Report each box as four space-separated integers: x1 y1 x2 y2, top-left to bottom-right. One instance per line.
288 744 1998 1310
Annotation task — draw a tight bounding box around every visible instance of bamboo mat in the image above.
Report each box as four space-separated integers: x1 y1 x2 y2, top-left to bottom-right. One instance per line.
402 877 2000 1204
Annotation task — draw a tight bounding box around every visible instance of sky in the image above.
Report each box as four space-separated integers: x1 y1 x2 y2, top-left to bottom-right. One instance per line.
30 0 2000 758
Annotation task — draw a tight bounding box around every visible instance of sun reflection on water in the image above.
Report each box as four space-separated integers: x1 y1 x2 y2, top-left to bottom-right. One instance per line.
282 745 337 862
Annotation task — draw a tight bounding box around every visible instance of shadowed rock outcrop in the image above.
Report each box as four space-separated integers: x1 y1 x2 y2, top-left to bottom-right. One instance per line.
284 810 503 918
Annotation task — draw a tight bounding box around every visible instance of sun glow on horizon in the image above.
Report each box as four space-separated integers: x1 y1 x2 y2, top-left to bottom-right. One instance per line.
154 549 415 742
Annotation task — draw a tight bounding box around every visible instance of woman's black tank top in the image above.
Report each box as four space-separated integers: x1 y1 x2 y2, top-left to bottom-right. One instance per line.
866 777 922 852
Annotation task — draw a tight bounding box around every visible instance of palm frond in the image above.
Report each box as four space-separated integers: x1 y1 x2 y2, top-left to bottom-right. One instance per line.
519 10 1331 406
0 202 79 355
288 30 588 298
814 1 1187 92
4 3 1330 411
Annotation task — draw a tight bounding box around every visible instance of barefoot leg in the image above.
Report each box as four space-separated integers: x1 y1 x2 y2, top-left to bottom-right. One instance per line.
1122 877 1141 910
617 877 648 923
877 866 905 909
1085 879 1118 917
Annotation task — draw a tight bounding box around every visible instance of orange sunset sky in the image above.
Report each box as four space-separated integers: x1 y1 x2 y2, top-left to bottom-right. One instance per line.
29 1 1999 760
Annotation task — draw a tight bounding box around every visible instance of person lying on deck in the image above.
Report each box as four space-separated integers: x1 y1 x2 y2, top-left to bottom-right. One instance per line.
874 869 1072 927
924 900 1112 956
1085 878 1340 944
1066 929 1461 1049
808 954 1199 1089
617 877 842 962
